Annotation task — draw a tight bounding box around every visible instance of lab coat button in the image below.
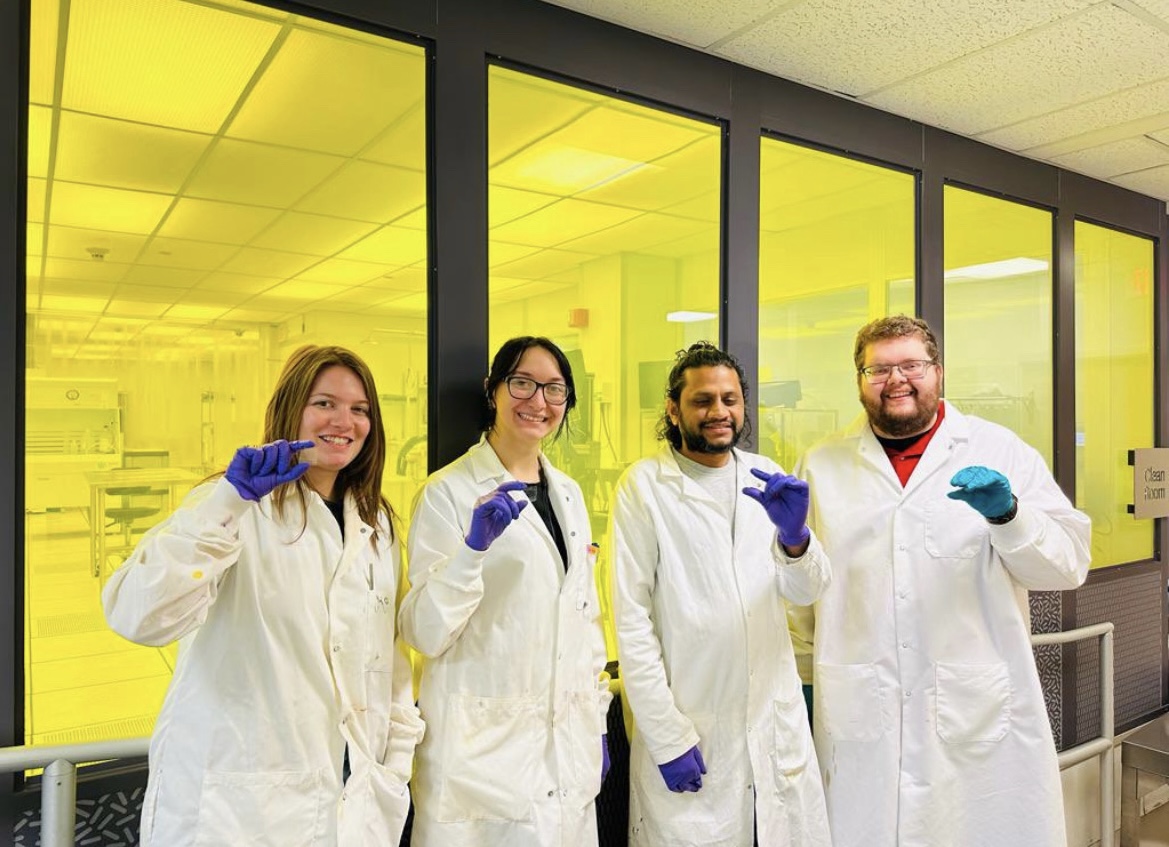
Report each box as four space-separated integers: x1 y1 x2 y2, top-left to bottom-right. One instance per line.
547 790 555 797
904 690 912 698
570 531 576 536
897 544 907 551
901 642 909 649
332 645 341 653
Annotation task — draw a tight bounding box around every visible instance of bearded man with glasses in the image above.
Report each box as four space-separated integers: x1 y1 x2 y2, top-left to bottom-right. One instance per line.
790 314 1090 847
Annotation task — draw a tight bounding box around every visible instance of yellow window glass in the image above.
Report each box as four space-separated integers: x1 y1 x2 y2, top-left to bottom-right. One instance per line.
25 0 427 750
943 187 1053 464
487 66 722 666
757 137 916 470
1075 221 1154 567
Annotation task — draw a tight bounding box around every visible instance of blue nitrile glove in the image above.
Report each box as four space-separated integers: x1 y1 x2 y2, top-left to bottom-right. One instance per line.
602 735 610 782
743 467 811 547
225 439 313 501
658 746 706 793
947 466 1014 519
465 480 529 551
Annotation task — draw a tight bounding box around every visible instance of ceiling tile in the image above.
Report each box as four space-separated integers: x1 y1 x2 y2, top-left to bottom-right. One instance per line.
63 0 280 132
863 5 1169 136
29 0 59 105
1152 128 1169 146
1112 164 1169 197
489 67 601 165
120 265 206 289
185 138 344 207
360 103 427 171
489 242 543 268
339 225 427 265
977 79 1169 152
40 278 117 300
540 0 788 49
42 257 130 283
490 187 561 228
55 112 211 193
177 288 251 308
220 307 291 323
49 182 171 235
40 293 112 314
364 266 426 292
490 247 598 281
219 247 318 278
103 299 171 319
228 29 425 156
195 271 283 294
295 258 399 286
313 287 398 310
158 198 282 245
490 198 644 248
27 223 44 258
45 226 148 265
249 212 379 256
717 0 1095 97
163 303 232 321
28 179 47 224
557 212 715 255
139 237 241 271
576 136 721 213
295 161 425 223
1050 137 1169 178
28 106 51 179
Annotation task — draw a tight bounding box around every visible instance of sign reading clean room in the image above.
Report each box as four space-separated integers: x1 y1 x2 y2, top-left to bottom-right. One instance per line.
1131 448 1169 519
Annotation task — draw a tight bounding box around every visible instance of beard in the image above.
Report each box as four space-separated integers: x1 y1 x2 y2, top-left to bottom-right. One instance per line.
678 418 743 455
862 384 940 438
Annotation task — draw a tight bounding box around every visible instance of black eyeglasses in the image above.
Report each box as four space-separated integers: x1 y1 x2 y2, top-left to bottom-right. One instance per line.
858 359 937 384
505 376 571 405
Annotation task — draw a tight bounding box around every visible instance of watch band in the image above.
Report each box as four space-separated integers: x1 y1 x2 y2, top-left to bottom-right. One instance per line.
986 494 1019 525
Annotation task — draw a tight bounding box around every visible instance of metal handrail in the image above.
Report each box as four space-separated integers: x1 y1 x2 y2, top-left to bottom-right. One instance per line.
0 737 150 847
1033 621 1116 847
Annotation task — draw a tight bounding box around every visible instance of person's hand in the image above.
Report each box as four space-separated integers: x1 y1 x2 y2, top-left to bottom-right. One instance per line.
658 746 706 793
602 734 610 782
947 466 1014 519
465 481 529 551
743 468 810 547
225 439 313 501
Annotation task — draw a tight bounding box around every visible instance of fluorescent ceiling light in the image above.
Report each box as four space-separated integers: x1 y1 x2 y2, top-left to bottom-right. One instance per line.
945 257 1048 279
667 310 717 323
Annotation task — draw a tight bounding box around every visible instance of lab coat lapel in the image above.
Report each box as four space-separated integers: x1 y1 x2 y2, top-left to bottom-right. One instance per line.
901 404 968 500
848 414 905 496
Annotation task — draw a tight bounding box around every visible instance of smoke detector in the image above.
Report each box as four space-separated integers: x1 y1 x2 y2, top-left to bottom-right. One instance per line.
86 247 109 261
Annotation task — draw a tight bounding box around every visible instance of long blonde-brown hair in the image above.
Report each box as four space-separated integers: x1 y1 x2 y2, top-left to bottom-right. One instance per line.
265 345 396 544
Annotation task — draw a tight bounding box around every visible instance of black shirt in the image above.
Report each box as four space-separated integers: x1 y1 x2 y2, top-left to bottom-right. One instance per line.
523 470 568 571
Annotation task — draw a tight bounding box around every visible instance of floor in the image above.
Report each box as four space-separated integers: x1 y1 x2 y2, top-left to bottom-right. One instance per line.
24 508 174 747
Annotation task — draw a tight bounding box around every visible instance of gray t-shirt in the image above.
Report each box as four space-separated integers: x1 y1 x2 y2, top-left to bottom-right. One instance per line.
672 448 738 532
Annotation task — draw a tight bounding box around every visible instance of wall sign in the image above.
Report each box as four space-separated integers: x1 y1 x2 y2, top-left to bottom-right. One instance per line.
1129 448 1169 519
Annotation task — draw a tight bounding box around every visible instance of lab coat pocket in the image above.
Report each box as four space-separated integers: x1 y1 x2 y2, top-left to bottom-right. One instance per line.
924 501 986 559
935 661 1011 743
815 663 888 742
437 694 545 823
771 693 811 778
565 689 606 803
193 768 325 847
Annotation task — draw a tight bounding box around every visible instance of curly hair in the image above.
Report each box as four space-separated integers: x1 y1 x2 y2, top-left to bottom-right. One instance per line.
655 341 752 449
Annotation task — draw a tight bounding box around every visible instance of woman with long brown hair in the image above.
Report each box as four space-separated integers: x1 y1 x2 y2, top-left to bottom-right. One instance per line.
103 344 422 847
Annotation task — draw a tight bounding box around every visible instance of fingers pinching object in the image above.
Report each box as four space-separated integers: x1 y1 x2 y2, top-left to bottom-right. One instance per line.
226 439 312 502
743 467 811 547
465 480 530 551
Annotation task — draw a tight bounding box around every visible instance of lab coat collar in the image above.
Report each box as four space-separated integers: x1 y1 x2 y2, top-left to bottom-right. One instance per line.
653 444 742 505
846 400 972 497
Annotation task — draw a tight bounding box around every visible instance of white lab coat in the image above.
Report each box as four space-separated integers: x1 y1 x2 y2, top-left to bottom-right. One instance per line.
611 447 832 847
102 478 423 847
795 404 1091 847
399 439 611 847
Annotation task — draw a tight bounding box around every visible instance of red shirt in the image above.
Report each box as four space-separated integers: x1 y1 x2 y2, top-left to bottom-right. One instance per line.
875 401 947 487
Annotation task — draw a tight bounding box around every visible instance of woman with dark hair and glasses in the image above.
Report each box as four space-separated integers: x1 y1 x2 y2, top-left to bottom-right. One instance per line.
400 336 611 847
103 345 423 847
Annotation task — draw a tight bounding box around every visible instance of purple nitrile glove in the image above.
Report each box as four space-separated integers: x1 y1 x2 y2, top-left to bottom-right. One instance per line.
658 745 706 793
743 467 811 547
465 480 529 551
602 734 610 782
225 439 313 501
947 466 1014 519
